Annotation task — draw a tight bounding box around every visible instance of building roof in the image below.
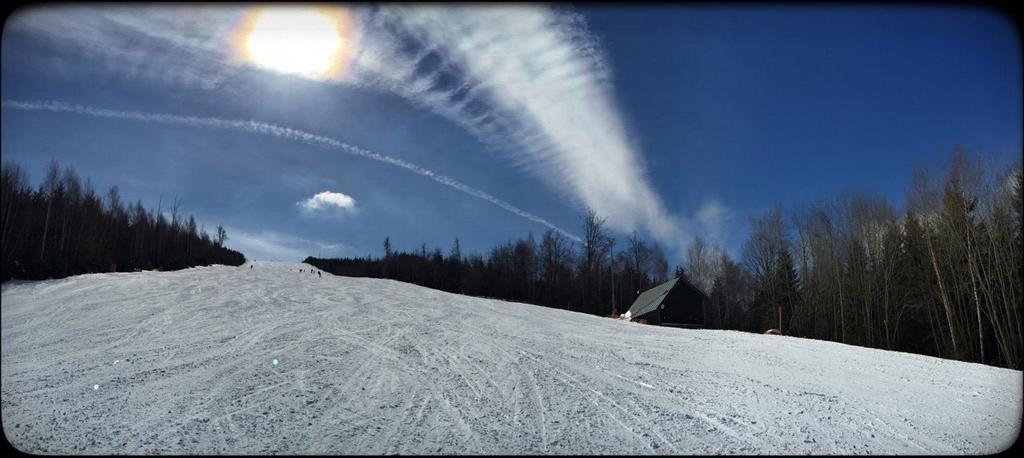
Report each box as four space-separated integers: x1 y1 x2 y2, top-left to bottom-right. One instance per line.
625 277 679 318
676 274 709 300
625 276 709 319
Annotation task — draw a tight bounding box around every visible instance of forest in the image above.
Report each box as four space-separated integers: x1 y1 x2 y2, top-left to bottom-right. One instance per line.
1 159 246 282
308 150 1022 369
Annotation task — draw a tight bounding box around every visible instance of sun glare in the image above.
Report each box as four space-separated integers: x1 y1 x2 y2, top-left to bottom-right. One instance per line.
242 7 346 79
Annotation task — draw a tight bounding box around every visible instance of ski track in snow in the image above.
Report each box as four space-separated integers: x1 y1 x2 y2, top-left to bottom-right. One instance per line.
2 261 1020 454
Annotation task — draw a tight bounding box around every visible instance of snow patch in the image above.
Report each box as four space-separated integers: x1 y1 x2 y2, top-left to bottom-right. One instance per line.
2 261 1020 454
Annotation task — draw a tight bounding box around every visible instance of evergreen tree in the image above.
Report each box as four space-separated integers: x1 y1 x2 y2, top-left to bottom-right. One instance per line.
1 159 245 282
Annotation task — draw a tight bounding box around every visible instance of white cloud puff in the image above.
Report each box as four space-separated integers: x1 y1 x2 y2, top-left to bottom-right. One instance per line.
298 191 356 213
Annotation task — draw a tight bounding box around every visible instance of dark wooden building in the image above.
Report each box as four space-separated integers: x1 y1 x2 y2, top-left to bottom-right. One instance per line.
624 276 710 328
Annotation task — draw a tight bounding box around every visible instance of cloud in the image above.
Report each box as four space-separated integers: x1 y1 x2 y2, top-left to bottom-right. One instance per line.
298 191 356 213
348 6 684 247
3 100 579 241
7 5 704 251
695 199 731 245
226 228 349 261
6 6 244 90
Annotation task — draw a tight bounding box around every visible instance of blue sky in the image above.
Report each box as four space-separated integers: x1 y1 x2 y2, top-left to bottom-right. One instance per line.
2 5 1020 264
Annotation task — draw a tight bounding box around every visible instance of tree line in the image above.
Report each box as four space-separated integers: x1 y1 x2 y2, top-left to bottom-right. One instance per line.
307 209 673 317
308 149 1022 369
1 159 246 282
732 150 1021 369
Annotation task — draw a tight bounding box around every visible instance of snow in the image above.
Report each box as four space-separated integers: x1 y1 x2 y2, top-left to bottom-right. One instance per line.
2 261 1020 454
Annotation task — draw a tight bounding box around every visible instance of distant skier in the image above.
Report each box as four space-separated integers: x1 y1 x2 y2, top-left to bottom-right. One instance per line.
250 264 253 270
317 271 321 278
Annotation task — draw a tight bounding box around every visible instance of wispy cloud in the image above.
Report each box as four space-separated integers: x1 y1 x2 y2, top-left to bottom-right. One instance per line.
695 199 732 246
348 6 683 247
226 228 349 261
7 5 710 252
298 190 356 214
3 100 579 241
6 6 244 90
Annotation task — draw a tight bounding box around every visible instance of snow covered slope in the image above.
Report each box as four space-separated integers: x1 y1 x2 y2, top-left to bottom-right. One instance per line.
2 262 1020 454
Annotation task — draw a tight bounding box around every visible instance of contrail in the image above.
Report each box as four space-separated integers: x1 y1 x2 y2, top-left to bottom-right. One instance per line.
2 100 581 241
354 7 684 247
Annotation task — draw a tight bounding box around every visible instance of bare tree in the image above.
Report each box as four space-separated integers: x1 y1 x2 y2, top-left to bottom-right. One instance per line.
215 225 227 248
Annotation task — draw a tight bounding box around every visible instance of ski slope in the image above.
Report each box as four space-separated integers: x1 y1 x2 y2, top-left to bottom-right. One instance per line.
2 261 1020 454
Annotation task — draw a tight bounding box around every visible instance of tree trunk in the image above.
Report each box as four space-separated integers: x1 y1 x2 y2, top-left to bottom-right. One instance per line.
40 199 52 261
925 232 958 357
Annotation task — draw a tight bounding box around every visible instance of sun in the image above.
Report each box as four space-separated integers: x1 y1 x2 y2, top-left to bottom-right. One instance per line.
240 7 347 79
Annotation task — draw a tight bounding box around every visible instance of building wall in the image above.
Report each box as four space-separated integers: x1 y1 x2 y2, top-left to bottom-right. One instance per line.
639 308 660 325
661 285 704 326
